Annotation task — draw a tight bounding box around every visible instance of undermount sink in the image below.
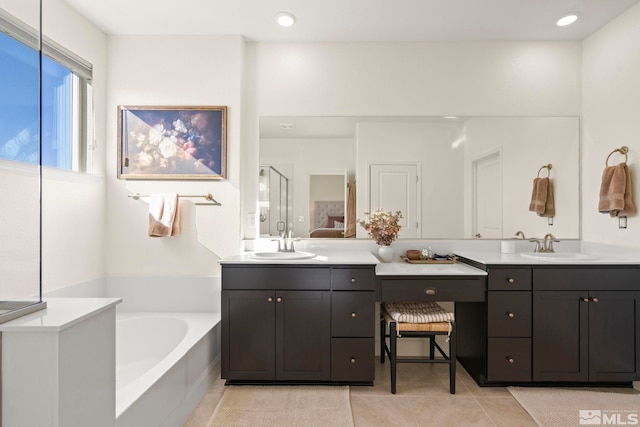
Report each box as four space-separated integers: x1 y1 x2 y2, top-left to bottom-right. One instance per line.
520 252 599 262
250 251 317 260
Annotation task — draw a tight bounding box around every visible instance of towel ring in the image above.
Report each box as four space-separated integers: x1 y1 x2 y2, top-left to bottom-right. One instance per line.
605 146 629 166
537 164 552 178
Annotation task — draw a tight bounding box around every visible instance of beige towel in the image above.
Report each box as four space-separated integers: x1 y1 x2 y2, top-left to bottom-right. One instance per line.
529 178 548 214
344 182 357 238
148 193 181 237
539 179 555 218
599 163 636 217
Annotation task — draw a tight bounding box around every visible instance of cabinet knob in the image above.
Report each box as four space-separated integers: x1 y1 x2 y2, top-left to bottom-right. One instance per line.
506 356 515 364
351 312 357 318
351 357 356 364
277 297 282 303
507 278 515 284
267 297 273 302
591 297 599 303
582 297 589 302
424 288 437 296
506 312 515 318
351 278 357 283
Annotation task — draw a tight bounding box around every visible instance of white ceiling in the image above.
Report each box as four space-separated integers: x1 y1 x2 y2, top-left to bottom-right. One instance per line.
63 0 640 42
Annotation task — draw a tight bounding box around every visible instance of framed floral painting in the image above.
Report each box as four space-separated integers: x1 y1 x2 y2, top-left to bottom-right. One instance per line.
117 106 227 180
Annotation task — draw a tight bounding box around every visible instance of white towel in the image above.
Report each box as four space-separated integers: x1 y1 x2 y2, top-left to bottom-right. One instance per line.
148 193 180 237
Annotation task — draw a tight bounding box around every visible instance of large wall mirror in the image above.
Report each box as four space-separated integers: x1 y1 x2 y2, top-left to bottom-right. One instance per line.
259 116 580 240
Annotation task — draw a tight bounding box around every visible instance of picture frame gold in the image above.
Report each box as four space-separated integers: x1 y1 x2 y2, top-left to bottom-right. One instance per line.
117 105 227 180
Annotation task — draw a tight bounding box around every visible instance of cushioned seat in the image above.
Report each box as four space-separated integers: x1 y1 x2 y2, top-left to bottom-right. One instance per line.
380 302 456 394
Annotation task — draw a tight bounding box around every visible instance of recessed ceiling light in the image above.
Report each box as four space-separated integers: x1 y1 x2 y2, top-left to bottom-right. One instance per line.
557 13 578 27
276 12 296 27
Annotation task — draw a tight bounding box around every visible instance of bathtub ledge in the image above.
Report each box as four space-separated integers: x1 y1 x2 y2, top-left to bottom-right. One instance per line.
0 297 122 332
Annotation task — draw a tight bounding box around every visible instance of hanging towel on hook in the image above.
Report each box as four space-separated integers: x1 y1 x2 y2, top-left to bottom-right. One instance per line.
529 177 555 217
599 163 636 217
148 193 181 237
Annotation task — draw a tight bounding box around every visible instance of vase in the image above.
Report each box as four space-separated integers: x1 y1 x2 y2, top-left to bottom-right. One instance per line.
378 245 395 262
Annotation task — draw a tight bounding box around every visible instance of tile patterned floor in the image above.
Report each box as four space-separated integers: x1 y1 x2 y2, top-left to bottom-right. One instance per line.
184 361 538 427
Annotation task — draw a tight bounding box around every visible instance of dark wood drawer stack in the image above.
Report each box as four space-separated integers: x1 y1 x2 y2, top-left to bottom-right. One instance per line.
330 267 376 383
486 268 532 382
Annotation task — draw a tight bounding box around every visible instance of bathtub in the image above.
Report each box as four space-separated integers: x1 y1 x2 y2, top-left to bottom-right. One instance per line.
115 312 221 427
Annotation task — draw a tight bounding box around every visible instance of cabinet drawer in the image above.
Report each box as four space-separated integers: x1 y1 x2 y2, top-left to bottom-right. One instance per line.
487 338 531 382
488 268 532 291
533 268 640 291
331 338 374 382
488 292 531 337
331 291 375 337
331 268 376 291
222 266 331 290
380 278 485 302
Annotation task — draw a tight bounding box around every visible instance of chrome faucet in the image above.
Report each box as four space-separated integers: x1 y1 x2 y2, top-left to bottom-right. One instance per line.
514 231 526 239
529 234 560 253
272 231 298 252
542 233 560 253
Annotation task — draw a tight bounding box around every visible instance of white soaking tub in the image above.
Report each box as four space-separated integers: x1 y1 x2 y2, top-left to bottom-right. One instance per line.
115 312 220 427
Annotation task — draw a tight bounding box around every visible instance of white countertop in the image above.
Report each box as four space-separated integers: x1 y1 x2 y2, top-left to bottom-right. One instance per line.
0 298 122 332
220 250 380 265
376 261 487 276
455 250 640 265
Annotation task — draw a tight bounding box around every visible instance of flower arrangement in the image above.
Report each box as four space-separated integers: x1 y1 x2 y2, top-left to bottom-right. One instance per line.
358 210 403 246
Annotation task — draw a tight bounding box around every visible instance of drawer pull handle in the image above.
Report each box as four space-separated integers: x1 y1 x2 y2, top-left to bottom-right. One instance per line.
267 297 273 302
351 357 356 364
506 312 515 318
351 312 357 318
507 278 515 284
425 288 437 296
351 278 357 283
591 297 599 303
277 297 282 303
506 356 515 364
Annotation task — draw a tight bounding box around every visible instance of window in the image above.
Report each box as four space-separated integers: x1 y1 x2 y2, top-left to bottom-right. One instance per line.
0 9 93 172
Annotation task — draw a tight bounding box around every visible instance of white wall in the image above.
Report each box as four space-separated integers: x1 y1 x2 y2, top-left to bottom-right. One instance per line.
244 42 582 236
0 0 108 294
582 2 640 248
105 35 245 275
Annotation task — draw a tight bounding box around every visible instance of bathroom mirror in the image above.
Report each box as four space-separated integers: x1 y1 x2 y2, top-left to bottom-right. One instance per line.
259 116 580 240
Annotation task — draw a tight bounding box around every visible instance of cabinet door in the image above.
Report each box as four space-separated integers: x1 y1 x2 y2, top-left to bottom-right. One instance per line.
533 291 588 381
588 291 639 381
276 290 331 381
222 290 276 381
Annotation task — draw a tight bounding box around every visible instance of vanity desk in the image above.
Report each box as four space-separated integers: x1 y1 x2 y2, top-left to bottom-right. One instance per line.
454 251 640 386
220 252 488 385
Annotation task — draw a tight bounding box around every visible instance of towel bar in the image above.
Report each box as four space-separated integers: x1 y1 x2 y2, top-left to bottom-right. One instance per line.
127 193 221 206
605 146 629 166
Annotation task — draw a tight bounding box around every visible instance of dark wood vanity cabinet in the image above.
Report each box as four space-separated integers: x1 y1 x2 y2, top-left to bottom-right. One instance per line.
458 264 640 386
486 268 532 382
532 268 640 382
221 264 376 384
